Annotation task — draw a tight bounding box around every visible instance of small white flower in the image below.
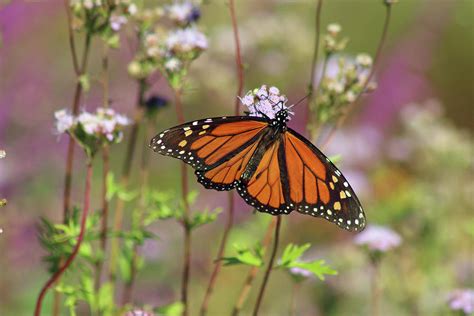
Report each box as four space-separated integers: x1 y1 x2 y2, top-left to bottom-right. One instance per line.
0 150 5 159
115 113 131 126
327 81 344 94
165 58 181 71
327 23 341 35
127 3 138 15
356 53 373 68
354 225 402 252
54 109 74 134
447 289 474 314
269 86 280 95
345 91 356 102
77 112 100 135
239 94 254 107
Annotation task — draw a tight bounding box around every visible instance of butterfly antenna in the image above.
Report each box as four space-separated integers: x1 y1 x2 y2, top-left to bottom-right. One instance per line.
287 93 310 110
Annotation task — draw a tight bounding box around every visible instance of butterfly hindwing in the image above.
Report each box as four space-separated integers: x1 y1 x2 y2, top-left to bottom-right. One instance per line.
283 129 366 231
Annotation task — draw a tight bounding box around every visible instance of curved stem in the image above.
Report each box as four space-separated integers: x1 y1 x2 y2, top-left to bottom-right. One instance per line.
35 162 93 316
231 217 277 316
289 283 300 316
252 216 282 316
319 4 392 149
199 1 244 314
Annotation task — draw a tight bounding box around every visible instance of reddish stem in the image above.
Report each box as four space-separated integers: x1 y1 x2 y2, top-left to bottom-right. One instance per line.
173 88 191 316
252 216 282 316
199 1 244 314
35 162 93 316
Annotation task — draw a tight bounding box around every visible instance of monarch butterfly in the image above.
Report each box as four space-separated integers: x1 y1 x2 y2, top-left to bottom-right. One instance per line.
150 93 366 232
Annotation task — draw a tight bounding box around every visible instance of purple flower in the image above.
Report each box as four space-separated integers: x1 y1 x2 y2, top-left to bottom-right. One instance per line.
354 225 401 252
166 27 208 54
110 14 127 32
447 289 474 315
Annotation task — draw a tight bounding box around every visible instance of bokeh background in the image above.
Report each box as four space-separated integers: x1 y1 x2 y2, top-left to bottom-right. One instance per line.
0 0 473 315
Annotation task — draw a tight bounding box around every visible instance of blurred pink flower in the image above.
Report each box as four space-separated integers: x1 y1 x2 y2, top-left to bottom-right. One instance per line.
239 85 290 120
125 309 155 316
447 289 474 315
354 225 401 252
289 266 313 278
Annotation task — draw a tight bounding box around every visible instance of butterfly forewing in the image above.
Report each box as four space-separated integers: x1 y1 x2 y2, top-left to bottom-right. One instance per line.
150 116 269 190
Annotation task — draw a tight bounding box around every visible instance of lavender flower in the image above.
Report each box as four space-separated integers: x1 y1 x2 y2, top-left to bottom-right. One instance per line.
447 289 474 315
166 1 200 26
239 85 291 120
166 27 208 54
289 266 313 278
110 14 127 31
354 225 401 252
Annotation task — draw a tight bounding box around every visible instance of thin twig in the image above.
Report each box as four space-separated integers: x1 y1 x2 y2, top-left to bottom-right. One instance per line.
63 0 79 75
231 217 277 316
35 162 93 316
108 79 146 290
252 216 282 316
371 260 381 316
319 4 392 149
122 114 156 305
199 1 244 314
95 43 110 300
289 283 300 316
173 88 191 316
306 0 323 133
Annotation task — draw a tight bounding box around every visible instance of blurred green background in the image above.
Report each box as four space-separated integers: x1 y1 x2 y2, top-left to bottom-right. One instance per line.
0 0 473 315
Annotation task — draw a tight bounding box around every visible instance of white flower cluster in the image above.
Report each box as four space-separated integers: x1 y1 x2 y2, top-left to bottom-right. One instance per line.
239 85 291 120
70 0 102 10
354 225 402 252
55 108 130 143
0 150 5 159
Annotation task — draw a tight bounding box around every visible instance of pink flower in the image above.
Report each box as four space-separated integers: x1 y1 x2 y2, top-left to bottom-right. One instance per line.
354 225 401 252
239 85 292 120
447 289 474 315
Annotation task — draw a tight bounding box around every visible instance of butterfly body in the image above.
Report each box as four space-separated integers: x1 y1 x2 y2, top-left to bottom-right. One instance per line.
150 108 366 231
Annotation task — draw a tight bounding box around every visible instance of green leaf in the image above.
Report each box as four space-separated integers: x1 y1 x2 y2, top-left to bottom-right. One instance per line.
155 302 184 316
189 208 222 230
279 243 311 267
221 243 264 267
328 154 342 164
98 282 114 312
289 260 338 281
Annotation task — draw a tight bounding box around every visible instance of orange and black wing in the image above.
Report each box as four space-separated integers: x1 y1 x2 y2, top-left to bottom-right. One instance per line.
282 129 366 231
235 136 294 216
150 116 269 191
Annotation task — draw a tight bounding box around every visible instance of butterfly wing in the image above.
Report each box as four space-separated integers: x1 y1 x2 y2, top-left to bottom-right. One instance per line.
150 116 269 191
283 128 366 231
235 135 294 215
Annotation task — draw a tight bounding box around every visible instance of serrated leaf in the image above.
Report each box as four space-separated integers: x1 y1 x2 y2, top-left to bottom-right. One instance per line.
279 243 311 267
189 208 221 230
221 243 264 267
